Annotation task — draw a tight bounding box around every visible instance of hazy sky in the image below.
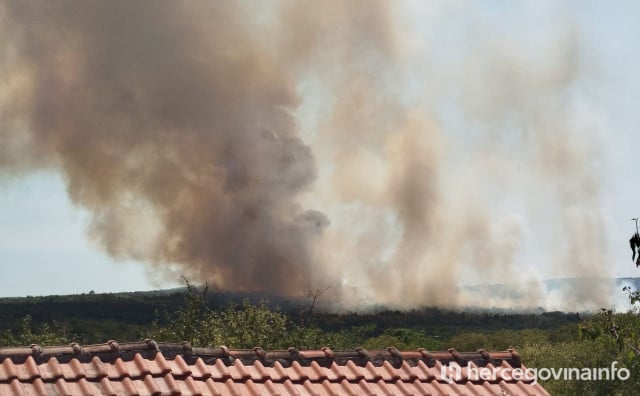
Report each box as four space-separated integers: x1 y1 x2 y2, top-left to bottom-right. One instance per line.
1 1 639 308
0 172 166 295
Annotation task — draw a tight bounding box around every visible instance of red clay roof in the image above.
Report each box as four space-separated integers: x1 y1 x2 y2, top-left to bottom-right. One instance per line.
0 340 549 395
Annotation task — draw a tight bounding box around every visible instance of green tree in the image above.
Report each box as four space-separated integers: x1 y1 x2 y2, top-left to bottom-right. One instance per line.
0 315 68 347
447 332 490 351
148 277 319 349
205 299 290 348
148 277 214 345
522 339 616 395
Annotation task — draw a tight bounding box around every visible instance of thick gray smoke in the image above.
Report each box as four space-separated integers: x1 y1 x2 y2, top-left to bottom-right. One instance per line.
0 0 330 293
0 1 613 310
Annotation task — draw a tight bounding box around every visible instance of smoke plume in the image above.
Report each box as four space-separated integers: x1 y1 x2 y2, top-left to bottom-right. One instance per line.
0 1 613 310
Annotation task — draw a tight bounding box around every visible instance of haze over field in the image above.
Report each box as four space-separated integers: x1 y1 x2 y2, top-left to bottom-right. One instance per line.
1 1 639 311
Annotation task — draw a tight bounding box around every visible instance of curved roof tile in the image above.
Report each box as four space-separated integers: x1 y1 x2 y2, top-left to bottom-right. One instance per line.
0 341 549 395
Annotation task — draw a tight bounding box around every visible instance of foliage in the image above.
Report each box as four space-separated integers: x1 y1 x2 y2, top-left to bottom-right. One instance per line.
580 305 640 392
557 225 640 394
521 339 622 395
363 328 441 350
148 279 214 345
0 290 582 345
448 332 490 351
150 281 378 349
0 315 69 347
206 299 291 348
149 278 316 349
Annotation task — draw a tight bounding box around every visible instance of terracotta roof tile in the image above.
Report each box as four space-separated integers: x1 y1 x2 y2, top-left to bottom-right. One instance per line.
380 360 401 381
167 355 191 377
1 380 22 396
97 376 117 395
201 377 224 395
0 341 550 395
212 358 233 380
0 359 18 382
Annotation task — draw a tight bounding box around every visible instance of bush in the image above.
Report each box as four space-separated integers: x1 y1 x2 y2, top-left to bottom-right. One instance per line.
0 315 69 347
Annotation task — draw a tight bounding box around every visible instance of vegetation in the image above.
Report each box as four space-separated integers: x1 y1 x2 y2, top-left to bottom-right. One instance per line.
0 315 68 346
1 276 639 395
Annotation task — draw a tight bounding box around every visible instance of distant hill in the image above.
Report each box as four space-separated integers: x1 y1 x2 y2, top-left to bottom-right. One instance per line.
0 283 586 345
2 277 638 315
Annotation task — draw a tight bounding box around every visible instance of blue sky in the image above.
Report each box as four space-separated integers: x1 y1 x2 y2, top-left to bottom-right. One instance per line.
1 1 640 303
0 173 177 296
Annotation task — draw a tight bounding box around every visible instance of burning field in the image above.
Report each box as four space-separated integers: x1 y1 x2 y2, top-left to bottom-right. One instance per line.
0 1 616 310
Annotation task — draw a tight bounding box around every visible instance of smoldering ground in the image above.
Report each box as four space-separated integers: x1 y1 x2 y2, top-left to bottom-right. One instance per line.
0 1 613 310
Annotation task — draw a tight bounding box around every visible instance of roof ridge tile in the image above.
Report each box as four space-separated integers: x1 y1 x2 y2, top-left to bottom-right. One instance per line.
0 341 524 371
